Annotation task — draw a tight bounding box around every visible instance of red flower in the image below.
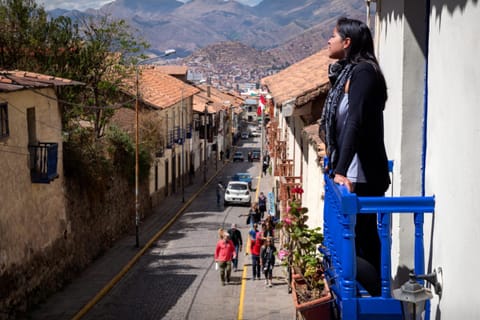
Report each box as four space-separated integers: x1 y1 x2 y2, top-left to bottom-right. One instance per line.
291 187 304 194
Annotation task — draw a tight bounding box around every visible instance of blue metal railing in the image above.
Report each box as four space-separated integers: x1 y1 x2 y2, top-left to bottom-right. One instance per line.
322 170 435 319
28 142 59 183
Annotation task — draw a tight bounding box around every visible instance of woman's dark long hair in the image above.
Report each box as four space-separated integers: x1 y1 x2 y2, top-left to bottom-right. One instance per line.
336 17 387 100
336 17 377 64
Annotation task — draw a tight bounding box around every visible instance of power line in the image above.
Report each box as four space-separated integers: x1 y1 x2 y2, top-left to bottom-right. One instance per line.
0 147 29 156
30 88 135 110
0 97 65 133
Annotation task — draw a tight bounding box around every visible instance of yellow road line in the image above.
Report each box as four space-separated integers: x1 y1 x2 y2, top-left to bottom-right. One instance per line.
237 266 248 320
72 164 225 320
238 172 262 319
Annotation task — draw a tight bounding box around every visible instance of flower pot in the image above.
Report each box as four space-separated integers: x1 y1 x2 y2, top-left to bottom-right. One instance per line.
292 278 333 320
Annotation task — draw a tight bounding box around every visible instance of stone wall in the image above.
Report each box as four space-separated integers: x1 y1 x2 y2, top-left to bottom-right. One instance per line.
0 174 151 319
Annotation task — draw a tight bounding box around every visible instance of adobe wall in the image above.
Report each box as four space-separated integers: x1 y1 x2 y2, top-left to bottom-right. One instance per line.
0 174 150 319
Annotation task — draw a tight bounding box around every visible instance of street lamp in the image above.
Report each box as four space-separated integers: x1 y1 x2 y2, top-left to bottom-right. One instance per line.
393 269 442 320
135 49 176 248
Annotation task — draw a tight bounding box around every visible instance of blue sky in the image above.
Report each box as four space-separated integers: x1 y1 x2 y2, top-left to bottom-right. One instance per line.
39 0 262 11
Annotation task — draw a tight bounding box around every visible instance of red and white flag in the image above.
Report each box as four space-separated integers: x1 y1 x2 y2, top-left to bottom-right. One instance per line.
257 95 266 116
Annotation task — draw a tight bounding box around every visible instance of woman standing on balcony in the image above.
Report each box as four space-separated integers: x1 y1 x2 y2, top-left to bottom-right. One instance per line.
320 17 390 296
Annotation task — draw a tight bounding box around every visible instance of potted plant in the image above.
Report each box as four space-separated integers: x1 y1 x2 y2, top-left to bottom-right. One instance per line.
276 195 333 319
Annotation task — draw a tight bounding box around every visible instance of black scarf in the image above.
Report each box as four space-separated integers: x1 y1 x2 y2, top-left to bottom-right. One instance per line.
320 60 353 169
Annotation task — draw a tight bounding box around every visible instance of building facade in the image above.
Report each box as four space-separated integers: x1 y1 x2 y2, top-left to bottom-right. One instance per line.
376 0 480 317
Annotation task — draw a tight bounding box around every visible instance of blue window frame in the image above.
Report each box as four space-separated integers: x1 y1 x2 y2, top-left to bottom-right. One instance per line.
0 102 9 138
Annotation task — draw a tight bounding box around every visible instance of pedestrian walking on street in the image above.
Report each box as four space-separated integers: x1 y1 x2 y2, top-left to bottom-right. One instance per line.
260 237 277 287
258 192 267 220
239 202 261 228
262 158 269 176
227 223 243 271
214 230 236 286
250 234 263 280
216 180 225 205
262 216 275 239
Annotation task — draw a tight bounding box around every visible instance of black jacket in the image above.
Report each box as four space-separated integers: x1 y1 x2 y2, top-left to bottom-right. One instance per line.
334 62 390 193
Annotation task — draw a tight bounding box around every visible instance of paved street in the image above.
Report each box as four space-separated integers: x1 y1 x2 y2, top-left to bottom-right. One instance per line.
29 136 296 320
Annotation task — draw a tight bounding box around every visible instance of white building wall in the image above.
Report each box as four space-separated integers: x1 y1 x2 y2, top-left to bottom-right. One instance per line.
294 117 303 178
301 140 324 229
378 0 480 318
377 0 429 282
426 2 480 317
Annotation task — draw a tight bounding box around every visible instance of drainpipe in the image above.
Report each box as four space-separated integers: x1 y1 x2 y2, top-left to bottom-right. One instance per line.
423 2 432 318
422 0 431 197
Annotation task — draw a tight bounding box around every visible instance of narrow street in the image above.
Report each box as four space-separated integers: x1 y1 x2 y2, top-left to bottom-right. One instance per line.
30 135 295 320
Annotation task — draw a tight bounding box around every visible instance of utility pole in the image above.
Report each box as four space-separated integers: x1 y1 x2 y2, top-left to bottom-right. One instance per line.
134 49 176 248
204 104 208 183
181 86 185 203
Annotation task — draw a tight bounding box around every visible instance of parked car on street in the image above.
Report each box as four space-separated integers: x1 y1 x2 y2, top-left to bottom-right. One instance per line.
224 181 251 206
250 129 261 137
232 172 253 189
241 132 249 139
233 151 244 162
251 149 261 161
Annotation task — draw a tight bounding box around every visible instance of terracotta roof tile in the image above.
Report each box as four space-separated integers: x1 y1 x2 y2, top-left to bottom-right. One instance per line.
153 65 189 76
0 70 83 92
123 68 200 109
193 84 245 113
261 49 332 106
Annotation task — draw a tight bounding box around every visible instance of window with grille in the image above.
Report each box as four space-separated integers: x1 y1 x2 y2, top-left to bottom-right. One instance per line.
0 102 9 138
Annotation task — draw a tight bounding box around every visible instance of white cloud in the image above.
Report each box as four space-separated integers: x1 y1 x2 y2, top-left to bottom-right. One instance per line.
39 0 114 11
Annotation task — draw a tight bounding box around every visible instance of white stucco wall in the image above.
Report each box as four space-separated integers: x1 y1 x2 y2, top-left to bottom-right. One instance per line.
425 1 480 317
379 0 480 317
301 140 324 229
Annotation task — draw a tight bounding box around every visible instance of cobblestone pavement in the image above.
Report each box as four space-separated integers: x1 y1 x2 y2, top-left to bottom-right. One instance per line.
29 143 296 320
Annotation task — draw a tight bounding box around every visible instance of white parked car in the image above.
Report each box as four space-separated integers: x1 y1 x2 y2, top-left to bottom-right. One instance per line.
224 181 251 206
250 129 261 137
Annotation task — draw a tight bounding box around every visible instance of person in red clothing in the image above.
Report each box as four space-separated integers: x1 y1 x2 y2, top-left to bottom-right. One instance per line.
250 232 263 280
214 230 236 286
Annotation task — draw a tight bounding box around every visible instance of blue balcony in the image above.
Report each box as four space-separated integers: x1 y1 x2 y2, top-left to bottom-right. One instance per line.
321 170 435 319
166 132 174 149
28 142 59 183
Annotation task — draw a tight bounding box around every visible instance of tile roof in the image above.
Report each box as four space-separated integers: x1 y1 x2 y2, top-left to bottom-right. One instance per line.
197 84 244 108
0 70 83 92
123 67 200 110
153 65 189 76
261 48 332 106
193 84 244 113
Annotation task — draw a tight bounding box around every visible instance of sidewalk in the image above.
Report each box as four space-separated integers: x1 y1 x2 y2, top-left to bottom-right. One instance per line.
238 171 296 320
29 158 296 320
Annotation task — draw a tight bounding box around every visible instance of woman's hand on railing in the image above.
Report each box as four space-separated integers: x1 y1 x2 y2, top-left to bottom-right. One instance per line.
333 174 353 193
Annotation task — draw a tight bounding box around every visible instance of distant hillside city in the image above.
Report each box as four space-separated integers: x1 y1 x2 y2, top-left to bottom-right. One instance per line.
50 0 365 92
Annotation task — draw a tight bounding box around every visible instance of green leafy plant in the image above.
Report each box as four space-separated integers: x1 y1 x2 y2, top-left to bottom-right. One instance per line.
276 195 325 299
